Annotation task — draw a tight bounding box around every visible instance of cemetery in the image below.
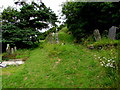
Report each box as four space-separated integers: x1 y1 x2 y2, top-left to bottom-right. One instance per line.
1 0 120 88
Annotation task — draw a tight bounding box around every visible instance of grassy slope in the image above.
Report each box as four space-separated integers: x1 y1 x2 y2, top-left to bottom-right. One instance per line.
2 27 118 88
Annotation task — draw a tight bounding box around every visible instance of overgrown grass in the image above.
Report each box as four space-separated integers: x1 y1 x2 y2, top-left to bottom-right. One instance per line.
2 27 120 88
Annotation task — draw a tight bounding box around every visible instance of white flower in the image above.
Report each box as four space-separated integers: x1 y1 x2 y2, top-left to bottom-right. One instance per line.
112 57 115 59
110 59 112 61
110 65 113 67
112 61 115 63
108 60 110 62
98 57 100 59
102 61 105 64
101 64 103 66
106 63 110 67
103 57 105 59
94 55 96 57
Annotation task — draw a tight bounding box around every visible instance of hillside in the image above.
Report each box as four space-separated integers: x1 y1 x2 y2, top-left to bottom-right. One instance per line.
2 27 119 88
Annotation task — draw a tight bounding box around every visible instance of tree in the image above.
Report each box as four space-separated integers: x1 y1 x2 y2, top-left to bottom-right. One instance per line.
62 2 120 41
2 1 58 49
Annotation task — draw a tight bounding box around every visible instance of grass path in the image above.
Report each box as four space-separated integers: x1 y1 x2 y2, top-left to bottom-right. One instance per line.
2 31 116 88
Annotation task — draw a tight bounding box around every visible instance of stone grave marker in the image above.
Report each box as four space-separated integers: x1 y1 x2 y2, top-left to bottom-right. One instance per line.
48 33 53 44
11 48 14 54
108 26 117 40
6 44 11 54
93 29 101 41
14 46 17 52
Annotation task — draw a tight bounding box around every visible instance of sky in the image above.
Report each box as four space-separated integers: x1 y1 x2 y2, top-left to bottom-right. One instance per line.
0 0 66 32
0 0 65 14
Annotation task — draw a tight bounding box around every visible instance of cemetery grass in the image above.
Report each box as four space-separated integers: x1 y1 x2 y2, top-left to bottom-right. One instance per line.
2 31 119 88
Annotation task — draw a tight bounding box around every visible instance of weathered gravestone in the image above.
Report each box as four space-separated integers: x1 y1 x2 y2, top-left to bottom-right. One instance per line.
52 32 55 43
6 44 11 54
47 33 54 44
52 32 55 37
93 29 101 41
14 46 17 52
108 26 117 40
11 48 14 54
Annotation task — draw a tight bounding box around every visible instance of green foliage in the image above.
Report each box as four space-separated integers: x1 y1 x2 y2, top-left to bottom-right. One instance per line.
62 2 120 40
1 1 58 49
44 27 56 36
81 35 95 45
59 26 68 33
58 30 74 43
92 38 119 49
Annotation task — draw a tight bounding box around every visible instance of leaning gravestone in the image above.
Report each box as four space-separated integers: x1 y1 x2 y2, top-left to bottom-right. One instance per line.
108 26 117 40
93 29 101 41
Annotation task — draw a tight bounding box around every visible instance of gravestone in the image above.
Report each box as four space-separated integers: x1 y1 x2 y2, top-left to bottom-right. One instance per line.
108 26 117 40
48 33 53 44
52 32 55 37
52 32 55 43
93 29 101 41
6 44 11 54
14 46 17 52
11 48 14 54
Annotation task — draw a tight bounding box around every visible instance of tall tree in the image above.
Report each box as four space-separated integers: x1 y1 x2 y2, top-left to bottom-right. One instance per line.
2 1 58 49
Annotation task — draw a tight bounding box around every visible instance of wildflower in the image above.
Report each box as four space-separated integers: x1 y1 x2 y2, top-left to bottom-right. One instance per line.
112 60 115 63
104 58 107 60
101 64 103 66
102 61 105 64
108 60 110 62
94 55 96 57
106 63 111 67
103 57 105 59
103 57 107 60
110 64 113 67
98 57 100 59
112 57 114 59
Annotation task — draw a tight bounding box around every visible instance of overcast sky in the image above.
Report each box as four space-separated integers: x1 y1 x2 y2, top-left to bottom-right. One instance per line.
0 0 65 13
